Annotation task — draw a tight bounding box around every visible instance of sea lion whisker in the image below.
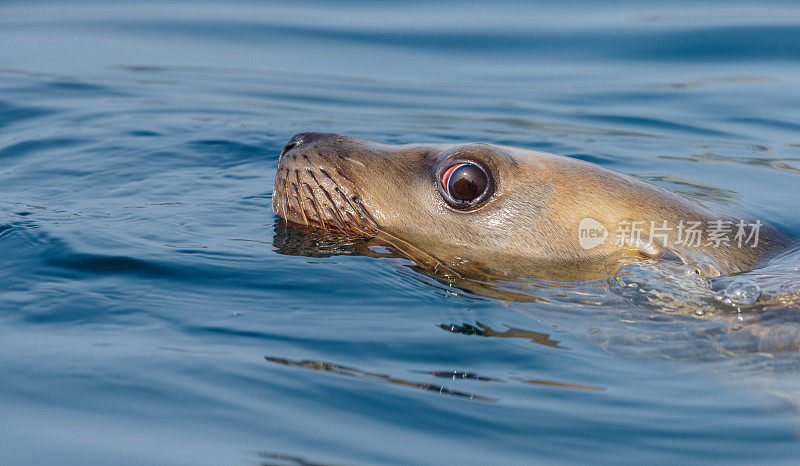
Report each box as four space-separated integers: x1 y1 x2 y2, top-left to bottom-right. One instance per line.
316 152 357 184
307 159 374 232
292 170 310 226
319 166 360 225
325 205 346 229
374 229 463 279
309 164 369 230
315 182 348 227
283 178 291 220
282 177 296 220
344 211 372 235
307 170 349 229
352 197 380 229
336 169 353 183
302 181 327 229
306 168 339 230
292 183 310 226
274 173 285 218
333 186 371 231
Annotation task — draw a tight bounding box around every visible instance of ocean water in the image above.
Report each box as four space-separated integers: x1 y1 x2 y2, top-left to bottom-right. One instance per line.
2 1 800 464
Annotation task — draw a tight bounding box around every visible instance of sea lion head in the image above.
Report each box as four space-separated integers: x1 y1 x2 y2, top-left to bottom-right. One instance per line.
273 132 782 280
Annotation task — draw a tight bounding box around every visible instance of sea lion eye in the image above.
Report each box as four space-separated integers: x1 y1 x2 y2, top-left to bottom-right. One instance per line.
440 162 492 209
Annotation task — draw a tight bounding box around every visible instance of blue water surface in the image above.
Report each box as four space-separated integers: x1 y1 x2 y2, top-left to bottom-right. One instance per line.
2 1 800 464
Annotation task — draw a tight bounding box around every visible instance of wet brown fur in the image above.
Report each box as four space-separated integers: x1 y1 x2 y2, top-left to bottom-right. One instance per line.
274 133 790 281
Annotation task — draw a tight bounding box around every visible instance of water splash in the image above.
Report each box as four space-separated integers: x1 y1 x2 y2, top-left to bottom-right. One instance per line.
715 278 762 307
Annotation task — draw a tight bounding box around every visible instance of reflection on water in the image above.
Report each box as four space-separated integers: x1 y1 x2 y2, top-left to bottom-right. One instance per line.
424 370 499 382
272 219 370 259
255 451 339 466
265 356 495 401
669 75 776 89
654 151 800 175
266 355 607 400
522 379 604 391
439 322 565 349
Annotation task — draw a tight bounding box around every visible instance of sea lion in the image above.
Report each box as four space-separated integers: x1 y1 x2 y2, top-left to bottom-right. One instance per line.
272 132 791 281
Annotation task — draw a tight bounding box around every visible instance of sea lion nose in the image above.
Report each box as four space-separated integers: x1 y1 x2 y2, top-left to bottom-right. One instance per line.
281 132 338 156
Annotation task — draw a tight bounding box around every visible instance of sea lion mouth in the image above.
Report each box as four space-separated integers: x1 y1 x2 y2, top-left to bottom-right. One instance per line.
273 135 380 236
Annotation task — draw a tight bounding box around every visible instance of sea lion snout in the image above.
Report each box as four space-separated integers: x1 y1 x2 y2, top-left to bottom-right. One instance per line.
273 133 380 234
280 132 339 158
